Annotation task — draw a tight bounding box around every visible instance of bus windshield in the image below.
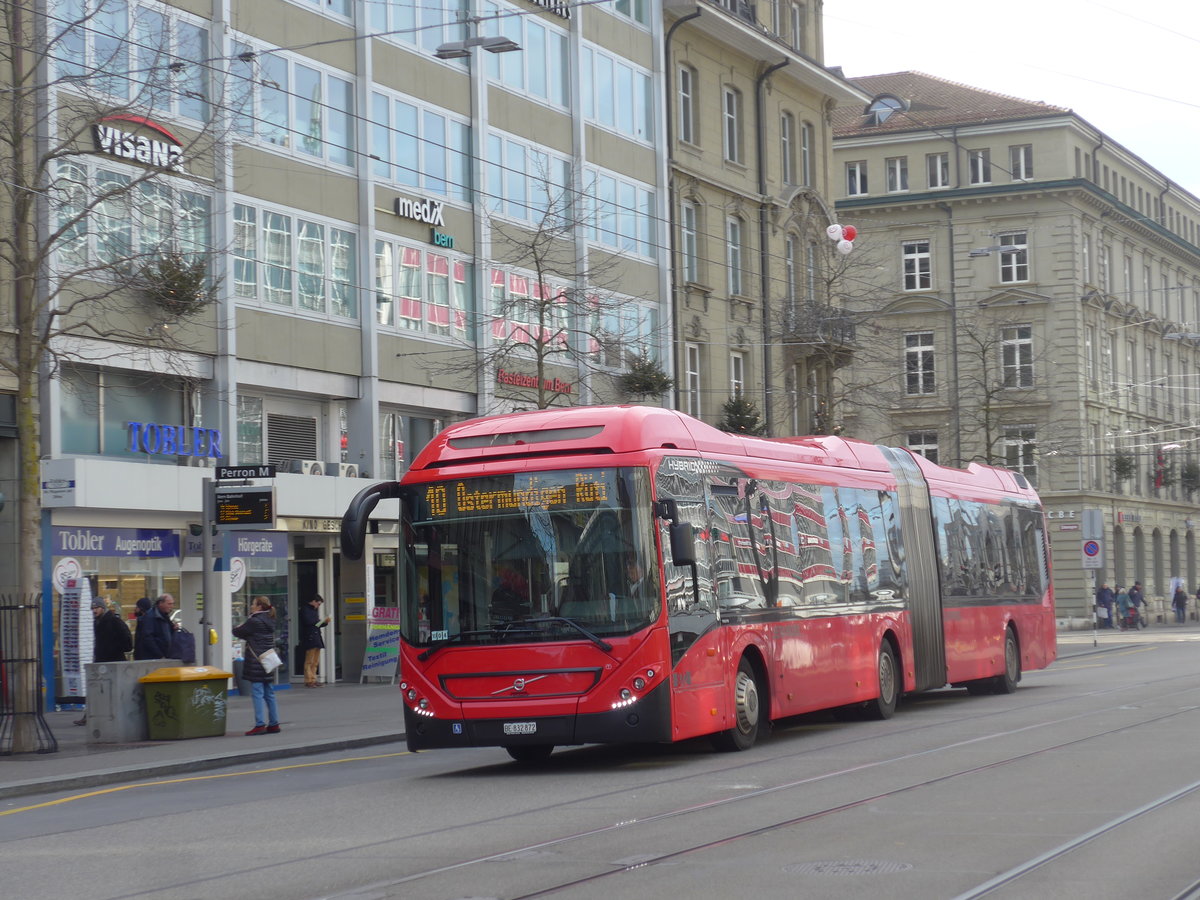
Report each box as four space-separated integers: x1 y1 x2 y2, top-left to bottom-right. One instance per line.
398 467 659 648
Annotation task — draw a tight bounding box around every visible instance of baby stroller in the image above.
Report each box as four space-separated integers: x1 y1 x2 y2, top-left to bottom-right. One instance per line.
1121 604 1140 631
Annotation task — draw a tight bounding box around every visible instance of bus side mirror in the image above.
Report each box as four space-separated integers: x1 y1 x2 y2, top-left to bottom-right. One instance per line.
669 521 696 567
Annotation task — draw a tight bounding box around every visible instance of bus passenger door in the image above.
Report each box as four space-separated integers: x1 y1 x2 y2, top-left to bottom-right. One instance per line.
663 500 726 742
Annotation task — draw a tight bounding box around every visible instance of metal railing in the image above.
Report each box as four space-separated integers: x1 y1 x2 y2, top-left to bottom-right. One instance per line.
0 597 58 754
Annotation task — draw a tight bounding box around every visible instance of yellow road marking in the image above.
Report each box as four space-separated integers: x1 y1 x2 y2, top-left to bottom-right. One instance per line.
1 750 409 817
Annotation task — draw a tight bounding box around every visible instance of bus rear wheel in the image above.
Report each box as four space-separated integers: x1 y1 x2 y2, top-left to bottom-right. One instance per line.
864 642 899 720
994 629 1020 694
505 744 554 763
712 657 762 752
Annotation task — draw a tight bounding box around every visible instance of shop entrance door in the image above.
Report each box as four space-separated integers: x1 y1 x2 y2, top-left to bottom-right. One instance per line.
290 560 324 683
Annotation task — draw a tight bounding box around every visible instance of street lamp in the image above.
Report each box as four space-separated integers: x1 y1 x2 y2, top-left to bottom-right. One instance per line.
434 35 520 59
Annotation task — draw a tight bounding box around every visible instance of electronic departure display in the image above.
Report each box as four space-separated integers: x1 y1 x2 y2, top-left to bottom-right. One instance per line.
214 485 276 529
419 470 613 519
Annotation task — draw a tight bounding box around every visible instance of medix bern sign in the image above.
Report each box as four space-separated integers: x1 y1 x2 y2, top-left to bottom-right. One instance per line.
93 115 184 172
394 196 445 227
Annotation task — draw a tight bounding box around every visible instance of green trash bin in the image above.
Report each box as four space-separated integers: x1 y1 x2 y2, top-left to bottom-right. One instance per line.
139 666 233 740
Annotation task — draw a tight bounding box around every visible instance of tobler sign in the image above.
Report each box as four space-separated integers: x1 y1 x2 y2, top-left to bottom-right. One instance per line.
92 115 184 172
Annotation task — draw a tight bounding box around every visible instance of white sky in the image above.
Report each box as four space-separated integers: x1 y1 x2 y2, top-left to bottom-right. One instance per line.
822 0 1200 199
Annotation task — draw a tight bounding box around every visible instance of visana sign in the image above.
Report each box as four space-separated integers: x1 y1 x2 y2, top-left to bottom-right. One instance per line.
394 196 445 227
127 421 224 458
92 115 184 172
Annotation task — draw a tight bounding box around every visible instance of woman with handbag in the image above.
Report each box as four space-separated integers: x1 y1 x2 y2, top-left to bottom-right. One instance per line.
233 596 282 736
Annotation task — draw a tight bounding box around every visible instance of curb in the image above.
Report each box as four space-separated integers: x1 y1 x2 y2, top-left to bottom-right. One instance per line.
0 731 406 802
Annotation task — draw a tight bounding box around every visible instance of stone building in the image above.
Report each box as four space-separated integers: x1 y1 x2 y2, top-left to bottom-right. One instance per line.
831 71 1200 619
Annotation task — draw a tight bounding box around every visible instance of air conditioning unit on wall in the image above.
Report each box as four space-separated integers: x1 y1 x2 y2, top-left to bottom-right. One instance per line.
326 462 359 478
283 459 324 475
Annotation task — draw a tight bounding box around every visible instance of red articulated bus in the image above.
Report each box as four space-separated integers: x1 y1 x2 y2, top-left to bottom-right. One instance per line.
341 406 1056 762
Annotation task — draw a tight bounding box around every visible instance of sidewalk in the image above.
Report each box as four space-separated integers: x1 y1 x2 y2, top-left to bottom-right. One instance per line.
6 622 1200 804
0 681 405 802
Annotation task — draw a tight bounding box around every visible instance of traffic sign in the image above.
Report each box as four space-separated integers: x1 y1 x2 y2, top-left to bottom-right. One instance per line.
1081 538 1103 569
216 464 276 480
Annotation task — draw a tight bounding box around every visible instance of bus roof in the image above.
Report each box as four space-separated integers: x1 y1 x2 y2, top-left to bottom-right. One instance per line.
408 406 1037 500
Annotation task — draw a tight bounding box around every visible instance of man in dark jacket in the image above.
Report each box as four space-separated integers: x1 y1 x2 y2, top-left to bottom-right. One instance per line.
75 599 135 725
299 594 330 687
93 598 133 662
134 594 176 659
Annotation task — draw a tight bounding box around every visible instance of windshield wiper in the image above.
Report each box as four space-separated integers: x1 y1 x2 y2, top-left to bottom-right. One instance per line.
520 616 613 653
417 629 496 661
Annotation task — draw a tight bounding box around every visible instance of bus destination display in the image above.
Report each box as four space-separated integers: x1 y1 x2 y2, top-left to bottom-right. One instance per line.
422 471 612 519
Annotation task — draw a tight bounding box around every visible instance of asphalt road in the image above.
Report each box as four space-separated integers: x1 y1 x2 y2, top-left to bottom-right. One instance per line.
4 638 1200 900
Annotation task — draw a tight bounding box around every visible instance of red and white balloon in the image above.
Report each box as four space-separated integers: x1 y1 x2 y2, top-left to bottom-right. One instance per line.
826 223 857 254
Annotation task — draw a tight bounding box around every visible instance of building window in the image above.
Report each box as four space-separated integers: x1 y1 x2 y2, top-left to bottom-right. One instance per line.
232 42 355 167
370 90 471 202
375 241 472 338
1003 425 1037 484
233 201 357 320
685 343 702 417
56 161 210 271
781 113 796 185
790 3 804 51
904 332 935 395
681 201 699 283
1085 325 1097 384
902 240 931 291
927 152 950 189
726 216 744 296
485 14 569 106
1001 325 1034 388
1010 144 1033 180
730 351 746 395
722 86 743 164
61 365 194 460
785 235 798 315
800 122 813 186
907 431 939 463
968 148 991 185
56 0 210 121
1082 234 1091 284
886 156 908 193
1099 244 1111 293
998 231 1029 283
583 166 656 259
846 160 868 196
581 46 652 141
678 65 697 145
805 241 818 302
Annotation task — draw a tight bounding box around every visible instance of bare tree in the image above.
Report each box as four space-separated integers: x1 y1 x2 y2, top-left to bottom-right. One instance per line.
1 2 230 749
427 167 663 411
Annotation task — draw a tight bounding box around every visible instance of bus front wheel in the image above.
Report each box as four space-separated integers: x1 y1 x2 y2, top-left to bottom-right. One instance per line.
712 657 762 752
505 744 554 763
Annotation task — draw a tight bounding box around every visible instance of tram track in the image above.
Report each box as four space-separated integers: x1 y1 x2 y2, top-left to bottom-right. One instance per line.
317 671 1200 899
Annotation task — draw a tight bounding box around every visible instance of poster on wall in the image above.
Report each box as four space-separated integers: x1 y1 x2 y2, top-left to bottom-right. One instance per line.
58 576 94 703
360 606 401 683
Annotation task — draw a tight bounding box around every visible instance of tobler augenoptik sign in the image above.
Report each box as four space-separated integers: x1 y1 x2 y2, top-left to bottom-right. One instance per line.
92 115 184 172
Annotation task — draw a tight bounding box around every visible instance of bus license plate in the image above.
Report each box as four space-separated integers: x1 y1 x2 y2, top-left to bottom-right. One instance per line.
503 722 537 735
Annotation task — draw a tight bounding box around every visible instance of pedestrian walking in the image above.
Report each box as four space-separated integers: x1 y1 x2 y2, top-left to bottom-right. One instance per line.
1128 581 1145 628
1116 586 1135 631
299 594 330 687
1095 582 1115 629
233 596 281 735
1172 584 1188 624
133 594 178 659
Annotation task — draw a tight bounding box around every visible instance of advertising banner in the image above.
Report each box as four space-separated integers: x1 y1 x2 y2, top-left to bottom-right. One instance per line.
59 576 94 702
360 606 401 682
